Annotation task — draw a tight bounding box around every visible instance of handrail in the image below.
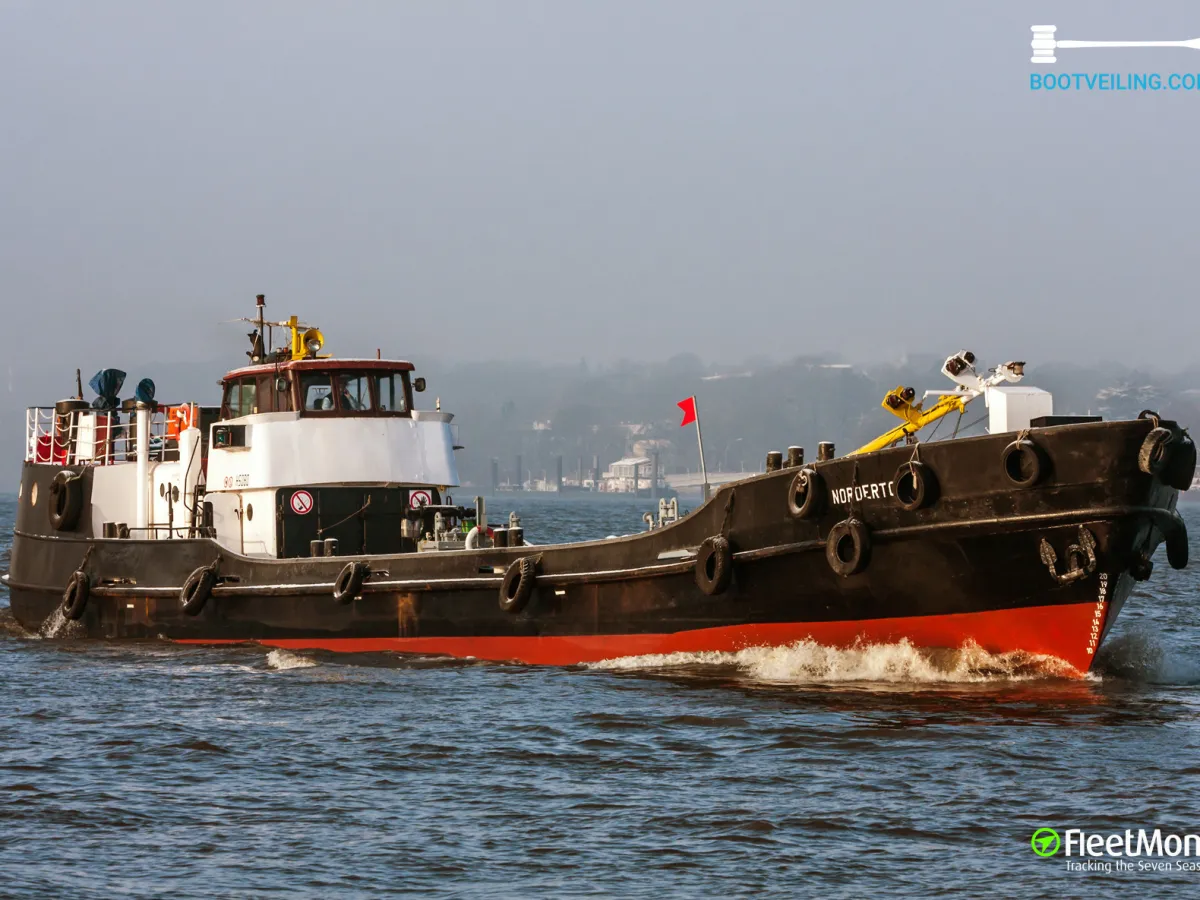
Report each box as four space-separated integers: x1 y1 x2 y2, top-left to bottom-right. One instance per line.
24 405 187 466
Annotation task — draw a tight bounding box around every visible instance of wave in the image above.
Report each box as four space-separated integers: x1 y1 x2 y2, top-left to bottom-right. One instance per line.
1093 631 1200 685
266 648 318 670
35 606 84 639
588 638 1080 685
0 605 34 638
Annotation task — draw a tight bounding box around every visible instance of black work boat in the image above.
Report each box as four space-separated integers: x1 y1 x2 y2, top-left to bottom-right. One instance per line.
4 298 1193 672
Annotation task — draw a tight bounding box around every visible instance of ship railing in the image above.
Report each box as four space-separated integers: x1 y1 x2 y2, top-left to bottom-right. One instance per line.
24 406 180 467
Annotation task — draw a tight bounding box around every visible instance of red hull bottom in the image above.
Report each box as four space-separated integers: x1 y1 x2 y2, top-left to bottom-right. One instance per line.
179 602 1103 674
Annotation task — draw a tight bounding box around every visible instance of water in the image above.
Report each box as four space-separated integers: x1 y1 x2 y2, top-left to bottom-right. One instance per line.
3 492 1200 897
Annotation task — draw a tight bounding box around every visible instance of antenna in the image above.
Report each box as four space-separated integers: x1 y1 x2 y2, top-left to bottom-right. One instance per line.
247 294 267 363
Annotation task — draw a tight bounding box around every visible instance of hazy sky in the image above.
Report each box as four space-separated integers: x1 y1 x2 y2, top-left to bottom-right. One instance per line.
2 0 1198 386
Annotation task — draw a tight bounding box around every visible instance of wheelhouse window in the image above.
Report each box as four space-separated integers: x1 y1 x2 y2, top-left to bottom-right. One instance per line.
221 377 258 419
375 372 410 415
301 373 335 411
295 367 413 417
255 373 294 413
335 373 373 412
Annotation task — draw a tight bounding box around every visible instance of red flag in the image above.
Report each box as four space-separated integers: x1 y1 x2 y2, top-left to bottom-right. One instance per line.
677 396 697 427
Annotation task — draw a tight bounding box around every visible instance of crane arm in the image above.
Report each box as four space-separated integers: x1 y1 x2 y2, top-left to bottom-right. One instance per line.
850 388 969 456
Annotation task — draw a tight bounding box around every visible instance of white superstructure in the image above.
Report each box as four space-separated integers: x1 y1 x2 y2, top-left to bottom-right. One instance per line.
23 301 461 559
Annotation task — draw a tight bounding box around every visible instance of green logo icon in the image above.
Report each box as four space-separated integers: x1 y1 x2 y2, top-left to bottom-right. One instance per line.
1031 828 1061 857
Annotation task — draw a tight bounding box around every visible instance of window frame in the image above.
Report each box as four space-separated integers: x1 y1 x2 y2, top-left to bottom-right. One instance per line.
220 376 259 420
332 371 375 417
285 368 417 418
298 372 338 416
374 370 414 417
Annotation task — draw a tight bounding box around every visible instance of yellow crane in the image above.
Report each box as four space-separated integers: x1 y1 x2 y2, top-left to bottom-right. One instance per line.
851 386 969 455
850 352 1026 456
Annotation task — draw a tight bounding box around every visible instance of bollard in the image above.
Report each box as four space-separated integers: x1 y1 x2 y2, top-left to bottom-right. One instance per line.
766 450 783 472
818 442 835 462
786 446 804 468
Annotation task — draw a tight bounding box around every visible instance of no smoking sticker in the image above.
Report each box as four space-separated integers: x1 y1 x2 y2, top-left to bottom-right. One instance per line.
409 489 432 509
290 490 314 515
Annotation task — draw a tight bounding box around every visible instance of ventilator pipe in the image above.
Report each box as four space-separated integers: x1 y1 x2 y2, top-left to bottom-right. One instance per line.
179 420 202 536
135 402 150 534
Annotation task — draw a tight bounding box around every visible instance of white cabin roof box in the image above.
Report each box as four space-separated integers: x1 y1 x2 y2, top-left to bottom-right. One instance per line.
986 385 1053 434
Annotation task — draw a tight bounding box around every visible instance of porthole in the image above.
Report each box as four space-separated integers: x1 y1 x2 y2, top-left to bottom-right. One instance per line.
246 503 254 522
159 483 165 498
172 486 180 503
30 482 38 507
17 482 22 501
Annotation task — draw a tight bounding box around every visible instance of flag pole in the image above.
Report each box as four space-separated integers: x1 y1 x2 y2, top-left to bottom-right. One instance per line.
693 396 710 501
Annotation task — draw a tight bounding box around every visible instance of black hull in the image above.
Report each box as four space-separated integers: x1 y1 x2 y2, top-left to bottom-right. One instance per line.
6 419 1188 672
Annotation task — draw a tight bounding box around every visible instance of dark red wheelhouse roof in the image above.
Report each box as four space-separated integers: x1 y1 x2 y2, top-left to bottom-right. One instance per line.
221 358 415 383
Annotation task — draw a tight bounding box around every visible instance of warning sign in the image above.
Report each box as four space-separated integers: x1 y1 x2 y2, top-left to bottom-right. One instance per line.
409 489 432 509
290 490 314 515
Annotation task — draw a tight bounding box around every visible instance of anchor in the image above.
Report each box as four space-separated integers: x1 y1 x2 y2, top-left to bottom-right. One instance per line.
1039 526 1098 585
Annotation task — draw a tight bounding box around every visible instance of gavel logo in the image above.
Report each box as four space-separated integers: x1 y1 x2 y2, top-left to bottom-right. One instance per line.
1031 25 1200 65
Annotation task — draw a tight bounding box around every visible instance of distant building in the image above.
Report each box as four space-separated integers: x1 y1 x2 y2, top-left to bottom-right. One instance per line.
600 456 667 494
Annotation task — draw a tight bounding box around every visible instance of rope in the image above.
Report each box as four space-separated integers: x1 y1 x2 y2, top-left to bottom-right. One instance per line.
902 441 922 478
929 411 989 442
318 496 372 537
850 461 863 517
926 415 946 443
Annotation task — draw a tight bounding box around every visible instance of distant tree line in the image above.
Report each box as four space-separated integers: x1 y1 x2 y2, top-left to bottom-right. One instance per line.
421 353 1200 489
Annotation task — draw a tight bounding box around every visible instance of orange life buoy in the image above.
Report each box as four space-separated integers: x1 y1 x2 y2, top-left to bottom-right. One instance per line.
166 405 197 439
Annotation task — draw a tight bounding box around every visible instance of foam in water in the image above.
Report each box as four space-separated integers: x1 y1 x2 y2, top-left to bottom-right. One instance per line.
266 648 318 670
36 606 85 639
589 638 1080 684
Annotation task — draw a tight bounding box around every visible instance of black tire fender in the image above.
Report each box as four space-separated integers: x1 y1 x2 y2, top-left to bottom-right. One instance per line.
180 565 217 616
1138 427 1174 477
1001 440 1043 488
333 561 370 605
826 518 871 577
786 468 824 519
694 535 733 596
61 570 90 621
48 470 84 531
1163 435 1196 491
1167 529 1189 571
499 556 539 613
893 462 937 511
